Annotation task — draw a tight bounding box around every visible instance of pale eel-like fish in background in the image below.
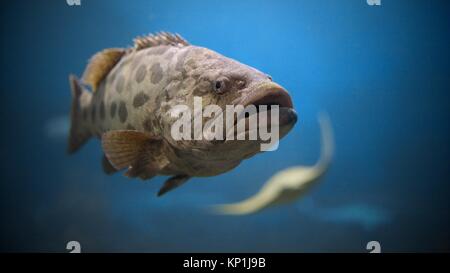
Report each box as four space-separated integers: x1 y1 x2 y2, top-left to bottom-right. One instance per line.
213 113 334 215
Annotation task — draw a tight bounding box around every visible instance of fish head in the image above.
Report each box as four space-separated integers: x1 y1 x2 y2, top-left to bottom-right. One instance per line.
162 46 297 163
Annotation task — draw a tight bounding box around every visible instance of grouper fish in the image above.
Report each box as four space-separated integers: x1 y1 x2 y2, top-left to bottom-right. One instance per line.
68 32 297 196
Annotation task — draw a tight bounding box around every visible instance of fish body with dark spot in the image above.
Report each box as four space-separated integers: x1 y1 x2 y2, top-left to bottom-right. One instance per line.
67 32 297 196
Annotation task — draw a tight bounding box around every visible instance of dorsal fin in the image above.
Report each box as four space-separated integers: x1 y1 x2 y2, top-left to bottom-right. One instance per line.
82 48 125 92
133 32 189 51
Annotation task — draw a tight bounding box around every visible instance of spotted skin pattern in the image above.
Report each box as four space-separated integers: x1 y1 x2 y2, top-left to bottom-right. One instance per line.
69 32 297 187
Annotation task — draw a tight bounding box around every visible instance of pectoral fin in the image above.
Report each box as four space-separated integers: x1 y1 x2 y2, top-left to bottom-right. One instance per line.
101 154 118 175
101 130 169 180
157 175 190 196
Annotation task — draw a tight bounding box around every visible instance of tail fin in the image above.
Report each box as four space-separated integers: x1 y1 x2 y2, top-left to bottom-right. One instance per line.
67 75 91 154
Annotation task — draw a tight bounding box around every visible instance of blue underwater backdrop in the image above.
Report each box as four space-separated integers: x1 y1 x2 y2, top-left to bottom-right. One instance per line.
0 0 449 252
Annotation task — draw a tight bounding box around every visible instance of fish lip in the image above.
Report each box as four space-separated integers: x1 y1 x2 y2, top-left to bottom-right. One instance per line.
278 107 298 127
239 81 294 110
228 107 298 136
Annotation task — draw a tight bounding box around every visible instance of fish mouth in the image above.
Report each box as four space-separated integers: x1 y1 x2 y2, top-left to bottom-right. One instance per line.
220 81 297 144
237 82 297 129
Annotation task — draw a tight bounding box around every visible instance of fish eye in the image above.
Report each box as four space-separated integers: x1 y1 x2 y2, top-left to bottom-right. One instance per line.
213 77 228 94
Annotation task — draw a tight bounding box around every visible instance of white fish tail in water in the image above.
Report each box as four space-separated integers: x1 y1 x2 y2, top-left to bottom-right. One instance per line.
213 112 334 215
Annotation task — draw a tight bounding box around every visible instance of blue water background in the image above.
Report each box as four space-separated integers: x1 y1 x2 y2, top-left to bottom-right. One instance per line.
0 0 449 252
